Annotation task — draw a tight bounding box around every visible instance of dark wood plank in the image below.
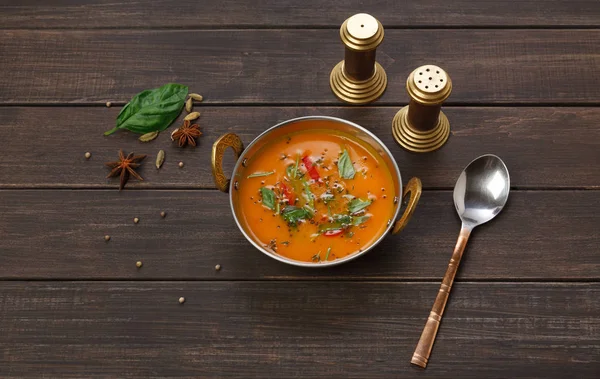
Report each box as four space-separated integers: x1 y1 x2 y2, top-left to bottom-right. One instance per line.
1 0 599 28
1 281 598 378
0 190 597 280
2 30 600 104
1 107 598 189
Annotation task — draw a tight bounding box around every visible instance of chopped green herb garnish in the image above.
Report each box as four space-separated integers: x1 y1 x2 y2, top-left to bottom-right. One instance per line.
324 247 331 261
259 187 276 210
281 241 290 246
352 215 371 226
312 251 321 262
303 181 315 209
247 171 274 178
348 198 371 214
282 206 313 225
286 156 303 180
333 214 352 224
338 150 355 179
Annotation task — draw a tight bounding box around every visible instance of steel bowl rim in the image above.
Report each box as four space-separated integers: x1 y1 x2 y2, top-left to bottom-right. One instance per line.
229 115 403 267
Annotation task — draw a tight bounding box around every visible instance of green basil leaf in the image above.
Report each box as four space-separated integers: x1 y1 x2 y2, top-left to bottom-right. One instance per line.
260 187 276 210
338 149 355 179
104 83 188 136
352 215 371 226
348 198 371 214
282 206 313 225
247 171 274 178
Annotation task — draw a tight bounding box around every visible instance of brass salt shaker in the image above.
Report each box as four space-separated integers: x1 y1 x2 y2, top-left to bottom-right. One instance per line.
392 65 452 153
330 13 387 104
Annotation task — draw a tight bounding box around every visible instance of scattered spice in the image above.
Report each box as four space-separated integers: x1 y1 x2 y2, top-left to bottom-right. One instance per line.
189 93 203 102
184 111 200 121
136 261 143 268
138 131 159 142
105 150 146 190
104 235 111 241
179 297 185 304
268 238 278 251
160 211 167 218
215 264 221 271
185 97 193 113
133 217 139 224
106 101 112 107
84 152 91 159
178 161 184 168
172 120 202 147
155 149 165 169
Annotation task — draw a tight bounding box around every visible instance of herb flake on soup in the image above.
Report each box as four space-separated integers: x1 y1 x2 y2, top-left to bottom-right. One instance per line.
239 130 396 263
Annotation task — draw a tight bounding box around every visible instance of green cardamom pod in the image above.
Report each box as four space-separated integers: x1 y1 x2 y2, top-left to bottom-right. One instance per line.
156 149 165 169
139 131 159 142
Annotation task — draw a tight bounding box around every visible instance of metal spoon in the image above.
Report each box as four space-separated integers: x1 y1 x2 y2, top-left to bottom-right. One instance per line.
411 154 510 368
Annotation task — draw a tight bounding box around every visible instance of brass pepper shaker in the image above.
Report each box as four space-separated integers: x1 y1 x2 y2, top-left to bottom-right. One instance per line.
330 13 387 104
392 65 452 153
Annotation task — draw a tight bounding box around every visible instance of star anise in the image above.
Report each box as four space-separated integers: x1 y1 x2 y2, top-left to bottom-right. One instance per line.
105 150 146 190
171 119 202 147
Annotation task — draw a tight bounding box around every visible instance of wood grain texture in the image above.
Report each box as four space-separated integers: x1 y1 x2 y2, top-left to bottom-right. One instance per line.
0 190 597 280
2 30 600 104
1 107 598 189
1 0 599 28
1 281 598 378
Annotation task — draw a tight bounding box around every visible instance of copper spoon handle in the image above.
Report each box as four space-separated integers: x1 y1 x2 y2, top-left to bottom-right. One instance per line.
411 225 472 368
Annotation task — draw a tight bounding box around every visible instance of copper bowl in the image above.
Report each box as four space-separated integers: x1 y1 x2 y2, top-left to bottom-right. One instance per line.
212 116 421 267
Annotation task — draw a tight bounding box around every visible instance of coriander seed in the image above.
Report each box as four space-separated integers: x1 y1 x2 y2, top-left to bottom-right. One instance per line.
106 101 112 107
104 235 111 241
84 152 91 159
133 217 139 224
160 211 166 218
215 264 221 271
179 297 185 304
136 261 143 268
178 161 184 168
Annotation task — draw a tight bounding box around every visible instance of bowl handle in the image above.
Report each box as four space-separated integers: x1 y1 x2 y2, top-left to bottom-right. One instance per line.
392 177 422 235
211 133 244 193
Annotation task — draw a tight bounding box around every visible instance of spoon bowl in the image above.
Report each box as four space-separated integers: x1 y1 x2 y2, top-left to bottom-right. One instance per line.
412 154 510 368
454 154 510 228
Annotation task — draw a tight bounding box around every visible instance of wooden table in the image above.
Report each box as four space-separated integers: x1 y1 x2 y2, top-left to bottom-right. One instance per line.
1 1 599 378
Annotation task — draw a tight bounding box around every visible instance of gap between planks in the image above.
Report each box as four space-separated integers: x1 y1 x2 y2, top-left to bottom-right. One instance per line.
1 102 600 107
1 26 600 31
1 278 599 283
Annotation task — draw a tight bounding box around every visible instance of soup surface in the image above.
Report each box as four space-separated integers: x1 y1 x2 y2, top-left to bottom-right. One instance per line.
238 129 396 263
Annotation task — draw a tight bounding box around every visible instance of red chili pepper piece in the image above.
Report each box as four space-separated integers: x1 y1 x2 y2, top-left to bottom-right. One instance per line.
302 155 321 181
280 183 295 205
323 229 343 237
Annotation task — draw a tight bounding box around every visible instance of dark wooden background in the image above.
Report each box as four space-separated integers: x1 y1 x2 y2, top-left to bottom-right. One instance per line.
1 1 599 378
